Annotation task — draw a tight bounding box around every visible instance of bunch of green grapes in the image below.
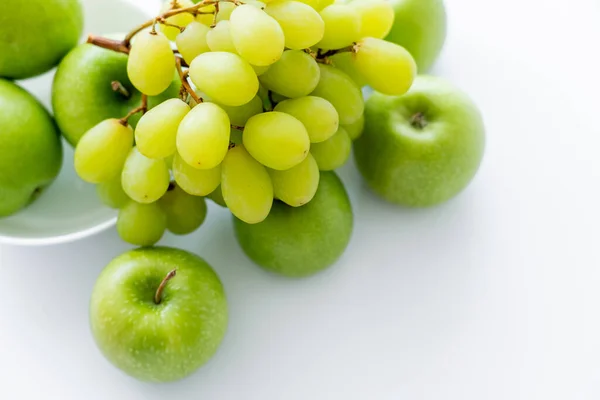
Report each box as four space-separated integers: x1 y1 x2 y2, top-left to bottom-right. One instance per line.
73 0 416 245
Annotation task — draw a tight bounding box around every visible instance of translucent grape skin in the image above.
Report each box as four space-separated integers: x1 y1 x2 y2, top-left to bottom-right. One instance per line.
74 119 133 184
264 0 324 49
96 175 129 209
206 185 227 207
297 0 334 12
269 153 320 207
195 3 216 26
274 96 339 143
135 98 190 159
117 201 167 246
215 1 235 22
221 145 274 224
121 147 170 203
127 31 176 96
216 95 263 127
159 183 208 235
310 63 364 125
342 112 364 140
350 0 394 39
172 152 221 196
176 102 231 170
229 5 285 66
189 52 259 107
176 21 211 64
316 5 361 50
310 126 352 171
243 112 310 170
160 0 195 41
206 21 238 53
353 38 417 96
259 50 320 99
330 52 367 87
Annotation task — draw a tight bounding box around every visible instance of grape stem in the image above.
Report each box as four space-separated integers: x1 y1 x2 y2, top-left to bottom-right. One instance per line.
87 35 130 54
176 57 202 105
119 94 148 125
211 2 220 27
231 125 244 130
158 19 186 33
317 45 357 60
154 269 177 305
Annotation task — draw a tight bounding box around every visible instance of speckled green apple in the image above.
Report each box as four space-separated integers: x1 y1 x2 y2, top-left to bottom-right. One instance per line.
90 247 228 383
52 43 180 145
354 75 485 207
385 0 447 72
0 0 83 79
0 80 62 217
234 172 353 278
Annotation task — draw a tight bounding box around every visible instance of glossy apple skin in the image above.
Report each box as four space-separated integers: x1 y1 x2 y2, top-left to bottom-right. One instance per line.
354 75 485 207
385 0 447 72
234 171 353 278
90 246 228 383
0 79 62 217
0 0 83 79
52 43 181 146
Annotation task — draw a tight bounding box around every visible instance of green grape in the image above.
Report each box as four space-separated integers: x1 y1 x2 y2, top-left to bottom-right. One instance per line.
135 98 190 159
206 185 227 207
176 21 211 64
270 91 288 105
316 5 361 50
350 0 394 39
229 5 285 66
127 31 176 96
221 145 273 224
176 102 230 169
216 95 263 126
269 153 320 207
311 63 363 125
310 126 351 170
117 201 166 246
165 153 175 169
341 112 364 140
330 51 367 87
74 119 133 184
259 50 320 98
265 1 324 49
172 152 221 196
189 52 259 106
216 1 236 22
274 96 338 143
159 183 208 235
296 0 334 11
121 147 170 203
353 38 417 96
252 64 270 76
195 4 216 26
96 175 130 209
206 20 237 53
243 112 310 170
160 0 195 41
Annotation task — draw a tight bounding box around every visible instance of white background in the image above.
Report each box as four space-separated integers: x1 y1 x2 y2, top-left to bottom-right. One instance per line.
2 0 600 399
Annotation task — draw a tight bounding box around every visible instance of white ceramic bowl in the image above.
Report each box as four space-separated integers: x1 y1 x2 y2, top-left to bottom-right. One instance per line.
0 0 159 245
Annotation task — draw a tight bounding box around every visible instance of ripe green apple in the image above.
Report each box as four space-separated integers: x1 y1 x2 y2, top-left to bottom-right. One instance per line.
234 171 353 278
90 246 228 383
0 79 62 217
354 75 485 207
0 0 83 79
385 0 447 72
52 43 181 146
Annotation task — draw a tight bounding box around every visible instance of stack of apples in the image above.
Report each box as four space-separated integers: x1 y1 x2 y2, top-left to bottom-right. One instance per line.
0 0 485 383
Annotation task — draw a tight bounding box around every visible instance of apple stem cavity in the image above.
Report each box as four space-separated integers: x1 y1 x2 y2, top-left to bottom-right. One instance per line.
155 269 177 305
111 81 131 99
119 94 148 126
410 112 428 129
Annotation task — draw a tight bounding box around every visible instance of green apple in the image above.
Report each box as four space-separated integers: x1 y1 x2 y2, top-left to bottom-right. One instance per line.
385 0 447 72
90 246 228 383
0 79 62 217
52 43 181 146
0 0 83 79
234 171 353 278
354 75 485 207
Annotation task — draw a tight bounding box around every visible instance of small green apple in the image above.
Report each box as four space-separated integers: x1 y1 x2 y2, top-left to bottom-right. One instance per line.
234 171 353 278
52 43 180 146
354 75 485 207
0 79 62 217
0 0 83 79
90 246 228 383
385 0 447 72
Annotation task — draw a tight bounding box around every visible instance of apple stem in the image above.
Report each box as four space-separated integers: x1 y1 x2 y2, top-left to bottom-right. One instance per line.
410 112 428 129
111 81 131 99
175 57 203 105
155 269 177 305
119 94 148 126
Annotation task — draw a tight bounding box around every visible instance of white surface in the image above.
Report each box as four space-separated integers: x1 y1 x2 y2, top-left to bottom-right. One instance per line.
2 0 600 398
